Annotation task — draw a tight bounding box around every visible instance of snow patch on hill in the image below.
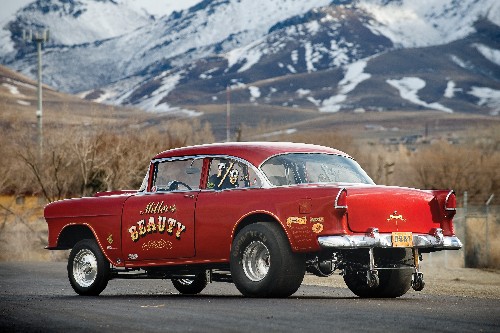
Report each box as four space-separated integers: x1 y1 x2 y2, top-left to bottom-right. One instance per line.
468 87 500 115
360 0 500 48
320 60 371 112
387 77 453 113
473 44 500 66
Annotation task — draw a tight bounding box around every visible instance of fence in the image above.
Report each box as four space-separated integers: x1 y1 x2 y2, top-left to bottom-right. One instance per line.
422 206 500 269
462 205 499 268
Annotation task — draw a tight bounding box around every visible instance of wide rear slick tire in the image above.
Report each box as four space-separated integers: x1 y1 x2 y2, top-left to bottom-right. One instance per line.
68 239 110 296
343 248 413 298
172 274 208 294
230 222 306 298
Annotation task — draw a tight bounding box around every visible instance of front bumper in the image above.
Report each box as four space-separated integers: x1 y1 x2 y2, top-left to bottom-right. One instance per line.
318 228 462 250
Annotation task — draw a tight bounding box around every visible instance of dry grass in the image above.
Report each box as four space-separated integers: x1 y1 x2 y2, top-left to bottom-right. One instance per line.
0 196 68 261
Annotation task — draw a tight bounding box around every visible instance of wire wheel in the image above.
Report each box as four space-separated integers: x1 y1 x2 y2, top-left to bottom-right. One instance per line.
242 241 270 282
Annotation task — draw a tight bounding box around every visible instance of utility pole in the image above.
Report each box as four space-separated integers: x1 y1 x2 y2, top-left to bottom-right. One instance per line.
485 194 494 267
23 28 49 153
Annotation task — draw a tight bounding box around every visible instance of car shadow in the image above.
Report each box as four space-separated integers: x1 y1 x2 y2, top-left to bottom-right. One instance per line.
56 292 417 301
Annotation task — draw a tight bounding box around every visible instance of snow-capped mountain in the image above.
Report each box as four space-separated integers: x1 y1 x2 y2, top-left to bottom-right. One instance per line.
1 0 499 117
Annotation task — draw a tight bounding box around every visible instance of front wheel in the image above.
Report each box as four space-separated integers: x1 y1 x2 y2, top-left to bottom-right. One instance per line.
172 274 208 294
230 223 305 298
68 239 110 296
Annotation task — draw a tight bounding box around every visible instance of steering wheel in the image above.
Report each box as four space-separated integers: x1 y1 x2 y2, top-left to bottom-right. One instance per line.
168 180 192 191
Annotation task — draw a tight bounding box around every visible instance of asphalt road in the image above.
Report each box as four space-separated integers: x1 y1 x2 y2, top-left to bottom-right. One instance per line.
1 262 499 333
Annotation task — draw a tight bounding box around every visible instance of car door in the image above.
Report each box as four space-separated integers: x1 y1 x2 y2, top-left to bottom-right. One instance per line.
122 157 203 261
194 157 264 260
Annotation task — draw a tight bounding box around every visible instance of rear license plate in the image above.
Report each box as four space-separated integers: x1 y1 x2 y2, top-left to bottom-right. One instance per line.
392 232 413 247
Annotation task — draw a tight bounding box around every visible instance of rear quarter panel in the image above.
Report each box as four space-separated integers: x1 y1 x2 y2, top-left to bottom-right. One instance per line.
194 185 343 260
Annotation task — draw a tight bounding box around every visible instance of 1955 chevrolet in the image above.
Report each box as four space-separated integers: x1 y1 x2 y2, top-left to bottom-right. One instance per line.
44 142 462 298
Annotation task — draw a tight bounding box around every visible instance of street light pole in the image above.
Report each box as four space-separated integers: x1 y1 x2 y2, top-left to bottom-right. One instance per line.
23 28 49 153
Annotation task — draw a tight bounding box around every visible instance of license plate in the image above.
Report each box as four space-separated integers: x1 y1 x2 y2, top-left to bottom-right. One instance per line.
392 232 413 247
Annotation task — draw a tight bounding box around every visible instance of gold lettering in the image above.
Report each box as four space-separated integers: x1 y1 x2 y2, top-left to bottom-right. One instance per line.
158 216 166 233
146 216 157 233
144 202 154 214
141 201 178 215
175 222 186 239
167 218 176 234
130 215 187 243
138 219 147 236
129 225 139 242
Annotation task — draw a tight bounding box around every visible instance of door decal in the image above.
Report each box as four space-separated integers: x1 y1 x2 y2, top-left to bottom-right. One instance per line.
128 201 187 242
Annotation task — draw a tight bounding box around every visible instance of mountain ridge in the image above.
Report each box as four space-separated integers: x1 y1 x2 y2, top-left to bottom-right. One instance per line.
0 0 499 117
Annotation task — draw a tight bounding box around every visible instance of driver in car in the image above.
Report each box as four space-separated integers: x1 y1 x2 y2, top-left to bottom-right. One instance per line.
208 160 239 190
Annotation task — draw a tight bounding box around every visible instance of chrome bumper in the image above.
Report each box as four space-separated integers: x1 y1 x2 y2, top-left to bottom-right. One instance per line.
318 228 462 250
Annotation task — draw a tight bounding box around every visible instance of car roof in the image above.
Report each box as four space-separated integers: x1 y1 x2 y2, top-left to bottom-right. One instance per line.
152 142 350 167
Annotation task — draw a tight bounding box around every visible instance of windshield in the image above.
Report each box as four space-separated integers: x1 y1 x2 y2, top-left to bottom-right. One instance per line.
261 153 374 186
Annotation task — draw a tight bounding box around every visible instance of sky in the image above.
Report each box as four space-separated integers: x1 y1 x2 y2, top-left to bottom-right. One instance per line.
0 0 202 23
0 0 33 22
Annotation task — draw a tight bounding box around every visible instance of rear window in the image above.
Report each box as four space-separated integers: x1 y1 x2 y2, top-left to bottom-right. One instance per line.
261 153 374 186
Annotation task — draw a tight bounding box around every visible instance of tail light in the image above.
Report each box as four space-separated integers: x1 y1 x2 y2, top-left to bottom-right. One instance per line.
333 188 348 234
444 190 456 217
335 188 347 209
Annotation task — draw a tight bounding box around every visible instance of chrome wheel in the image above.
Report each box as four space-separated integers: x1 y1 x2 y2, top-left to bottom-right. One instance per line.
242 241 270 282
231 223 306 297
72 248 98 288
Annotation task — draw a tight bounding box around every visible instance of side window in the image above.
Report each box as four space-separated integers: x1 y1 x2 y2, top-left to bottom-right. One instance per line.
152 158 202 191
206 158 261 190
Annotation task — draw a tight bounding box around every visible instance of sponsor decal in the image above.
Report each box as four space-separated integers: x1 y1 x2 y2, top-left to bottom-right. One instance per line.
287 216 307 228
107 234 113 245
312 223 324 233
128 254 138 260
310 217 324 223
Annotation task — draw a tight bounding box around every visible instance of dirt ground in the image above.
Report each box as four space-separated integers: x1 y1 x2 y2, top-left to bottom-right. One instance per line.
304 251 500 299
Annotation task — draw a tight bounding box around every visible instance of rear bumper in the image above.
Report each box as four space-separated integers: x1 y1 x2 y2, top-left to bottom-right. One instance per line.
318 228 462 250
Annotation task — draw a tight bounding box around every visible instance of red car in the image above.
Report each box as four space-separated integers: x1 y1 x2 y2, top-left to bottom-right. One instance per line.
45 142 462 298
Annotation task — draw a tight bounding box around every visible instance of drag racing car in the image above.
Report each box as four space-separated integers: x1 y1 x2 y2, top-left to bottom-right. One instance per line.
45 142 462 297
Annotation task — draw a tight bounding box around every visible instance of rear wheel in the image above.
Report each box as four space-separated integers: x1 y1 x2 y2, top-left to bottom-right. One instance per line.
172 274 208 294
230 222 305 298
343 248 413 298
68 239 110 296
